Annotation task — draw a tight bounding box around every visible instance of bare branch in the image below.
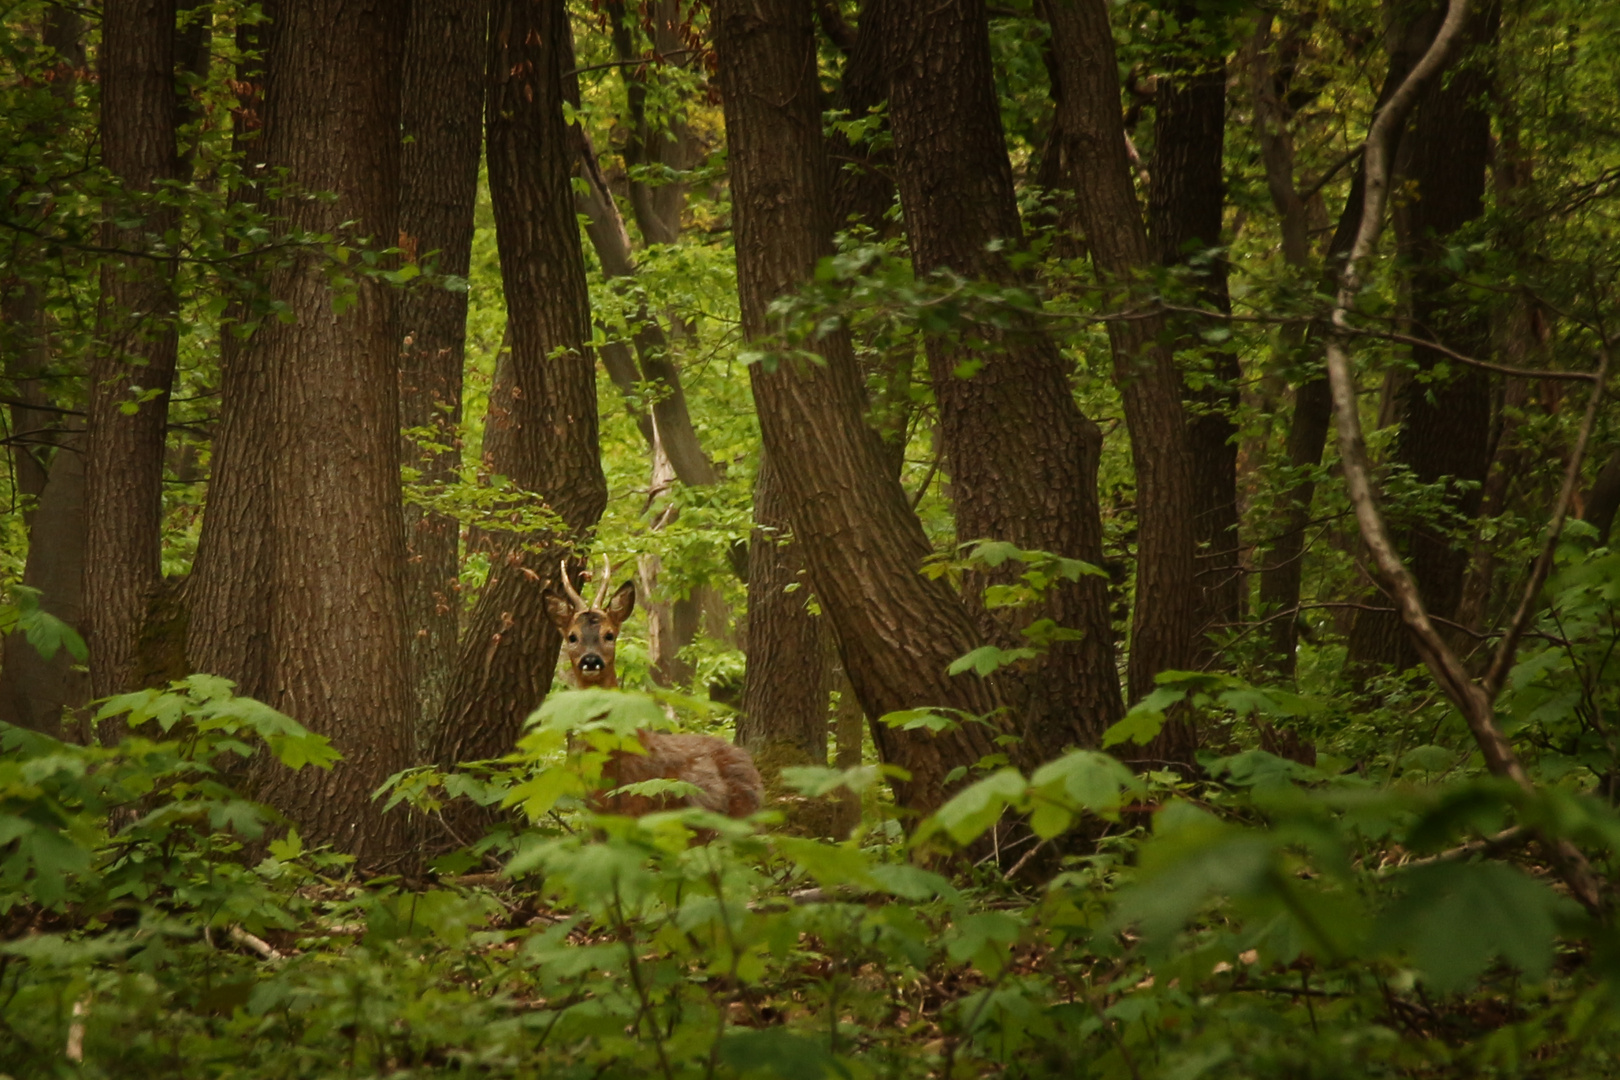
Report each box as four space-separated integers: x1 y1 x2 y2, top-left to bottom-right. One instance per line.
1482 343 1611 696
1320 0 1605 915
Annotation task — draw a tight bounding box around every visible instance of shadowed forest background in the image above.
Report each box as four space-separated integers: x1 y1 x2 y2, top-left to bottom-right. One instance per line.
4 0 1620 1074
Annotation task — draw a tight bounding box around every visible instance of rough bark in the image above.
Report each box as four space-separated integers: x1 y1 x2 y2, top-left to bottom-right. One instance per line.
398 0 486 736
1150 58 1242 649
188 5 279 703
737 452 829 765
1040 0 1196 764
887 0 1123 758
229 0 414 863
715 0 1006 817
1347 2 1498 670
430 0 607 768
85 0 181 700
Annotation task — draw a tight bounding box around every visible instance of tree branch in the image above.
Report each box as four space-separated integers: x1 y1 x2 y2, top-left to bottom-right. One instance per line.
1482 342 1610 697
1320 0 1605 915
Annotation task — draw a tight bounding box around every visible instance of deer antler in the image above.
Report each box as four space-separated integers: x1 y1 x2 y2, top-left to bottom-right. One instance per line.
593 555 613 609
559 559 587 611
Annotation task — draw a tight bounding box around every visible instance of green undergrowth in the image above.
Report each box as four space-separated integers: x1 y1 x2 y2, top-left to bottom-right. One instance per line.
6 543 1620 1078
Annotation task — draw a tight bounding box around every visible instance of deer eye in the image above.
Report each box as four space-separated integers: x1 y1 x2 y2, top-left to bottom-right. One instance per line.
603 632 615 641
568 634 578 643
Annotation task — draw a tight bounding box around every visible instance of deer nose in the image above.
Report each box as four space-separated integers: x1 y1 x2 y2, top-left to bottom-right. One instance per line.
579 654 604 672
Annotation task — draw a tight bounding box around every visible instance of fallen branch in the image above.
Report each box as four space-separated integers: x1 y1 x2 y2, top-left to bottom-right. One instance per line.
1377 827 1531 876
227 925 285 962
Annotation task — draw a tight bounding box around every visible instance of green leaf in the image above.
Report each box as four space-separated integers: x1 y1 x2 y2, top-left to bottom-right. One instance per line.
929 768 1027 845
1102 709 1165 748
720 1029 843 1080
945 910 1022 976
877 707 959 732
1376 862 1577 992
948 644 1038 677
528 688 666 737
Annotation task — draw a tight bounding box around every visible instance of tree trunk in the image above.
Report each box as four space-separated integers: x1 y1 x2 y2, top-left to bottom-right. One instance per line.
737 452 829 767
430 0 607 768
570 127 716 488
229 0 414 863
1254 10 1435 672
1150 58 1242 650
398 0 486 738
85 0 180 700
603 0 697 246
886 0 1123 758
715 0 1006 817
188 5 280 702
1347 2 1498 671
174 0 211 171
0 435 88 741
1586 449 1620 546
1040 0 1196 762
826 0 894 234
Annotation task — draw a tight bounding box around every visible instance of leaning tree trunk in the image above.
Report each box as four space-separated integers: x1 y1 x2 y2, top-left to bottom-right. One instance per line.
430 0 607 768
716 0 1007 817
85 0 180 700
1346 1 1498 671
886 0 1123 759
229 0 414 864
188 4 280 702
1150 54 1242 649
1041 0 1198 763
397 0 487 736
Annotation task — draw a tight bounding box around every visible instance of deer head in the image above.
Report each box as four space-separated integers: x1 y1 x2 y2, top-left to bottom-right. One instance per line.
544 556 636 689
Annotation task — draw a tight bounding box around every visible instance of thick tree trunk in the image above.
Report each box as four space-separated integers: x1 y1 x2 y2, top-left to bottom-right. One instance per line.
715 0 1006 817
887 0 1123 758
188 6 279 702
430 0 606 768
1040 0 1196 762
1347 3 1497 671
227 0 414 863
85 0 180 700
737 452 829 767
398 0 486 736
1150 60 1242 649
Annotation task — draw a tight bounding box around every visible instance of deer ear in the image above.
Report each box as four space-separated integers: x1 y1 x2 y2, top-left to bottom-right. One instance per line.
542 588 576 633
605 580 636 624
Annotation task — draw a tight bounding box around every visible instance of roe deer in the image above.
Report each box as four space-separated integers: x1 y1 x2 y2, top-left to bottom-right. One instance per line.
543 559 763 820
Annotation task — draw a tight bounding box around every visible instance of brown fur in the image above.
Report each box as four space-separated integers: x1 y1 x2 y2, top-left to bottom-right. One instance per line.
598 731 765 819
543 566 764 821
